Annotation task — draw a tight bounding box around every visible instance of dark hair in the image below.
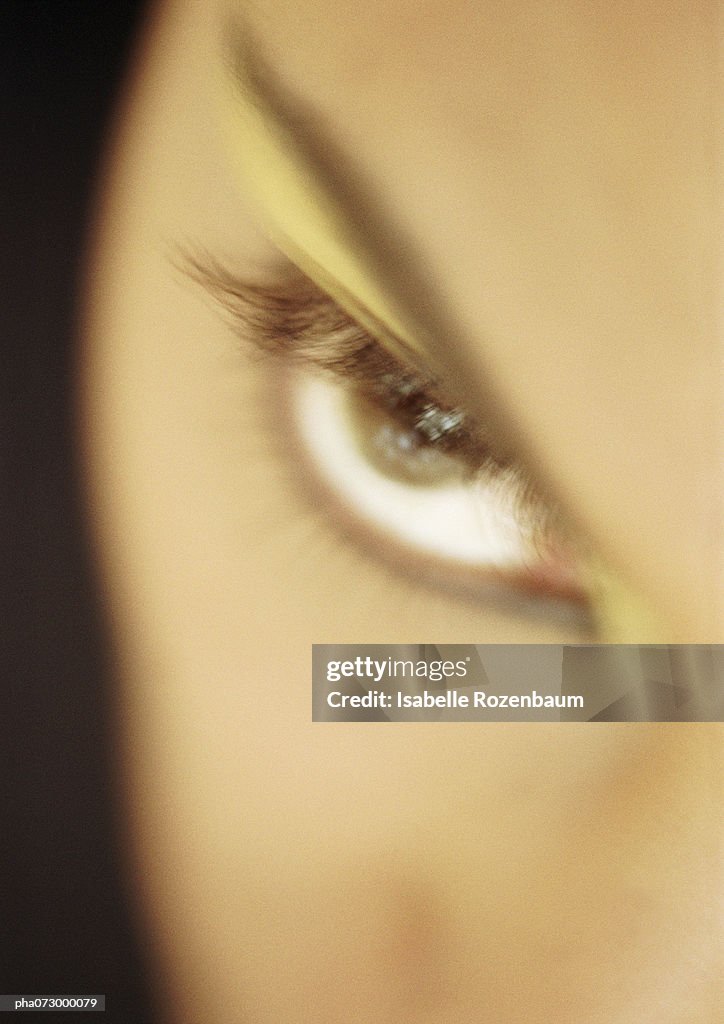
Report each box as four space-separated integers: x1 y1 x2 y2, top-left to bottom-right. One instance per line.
1 3 155 1020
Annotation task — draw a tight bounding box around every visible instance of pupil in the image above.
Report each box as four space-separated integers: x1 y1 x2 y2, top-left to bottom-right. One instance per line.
345 391 463 486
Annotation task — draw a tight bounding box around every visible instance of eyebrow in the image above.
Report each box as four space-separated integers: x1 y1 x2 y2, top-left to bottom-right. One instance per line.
225 21 527 466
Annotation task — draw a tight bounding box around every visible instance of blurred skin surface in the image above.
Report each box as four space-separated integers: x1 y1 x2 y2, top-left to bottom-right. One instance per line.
82 1 722 1021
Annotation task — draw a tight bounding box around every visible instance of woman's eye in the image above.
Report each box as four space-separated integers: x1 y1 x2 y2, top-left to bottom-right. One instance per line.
289 369 584 607
188 253 588 617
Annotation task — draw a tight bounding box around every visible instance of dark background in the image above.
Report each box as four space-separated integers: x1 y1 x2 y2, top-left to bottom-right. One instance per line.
1 3 156 1021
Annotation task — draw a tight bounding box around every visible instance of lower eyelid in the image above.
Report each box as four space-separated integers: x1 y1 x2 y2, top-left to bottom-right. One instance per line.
275 364 591 629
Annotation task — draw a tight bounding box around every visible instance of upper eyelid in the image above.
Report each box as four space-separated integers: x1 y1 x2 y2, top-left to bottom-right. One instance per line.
182 250 430 384
181 251 513 471
221 25 566 509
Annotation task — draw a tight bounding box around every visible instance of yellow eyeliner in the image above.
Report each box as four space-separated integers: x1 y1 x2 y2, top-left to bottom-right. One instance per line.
217 49 423 368
587 559 668 642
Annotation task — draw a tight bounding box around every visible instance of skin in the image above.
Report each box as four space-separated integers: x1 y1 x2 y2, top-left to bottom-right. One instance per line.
81 1 722 1021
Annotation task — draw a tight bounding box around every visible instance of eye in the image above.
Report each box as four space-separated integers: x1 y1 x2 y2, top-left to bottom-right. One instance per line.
288 369 584 608
187 252 588 619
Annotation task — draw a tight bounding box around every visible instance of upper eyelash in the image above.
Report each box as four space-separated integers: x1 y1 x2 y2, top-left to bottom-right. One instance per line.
183 252 515 477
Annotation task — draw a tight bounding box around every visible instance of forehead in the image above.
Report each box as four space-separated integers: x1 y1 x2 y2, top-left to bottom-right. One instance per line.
244 0 709 149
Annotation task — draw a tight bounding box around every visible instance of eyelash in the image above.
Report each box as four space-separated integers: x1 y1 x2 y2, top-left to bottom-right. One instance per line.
183 251 588 615
187 256 516 470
